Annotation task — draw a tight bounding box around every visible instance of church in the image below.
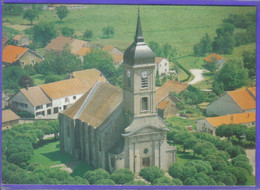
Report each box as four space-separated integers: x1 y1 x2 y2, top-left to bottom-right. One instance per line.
59 10 176 173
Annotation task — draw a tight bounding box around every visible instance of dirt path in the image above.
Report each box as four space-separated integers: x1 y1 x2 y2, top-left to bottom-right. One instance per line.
188 69 205 85
50 160 80 173
245 149 255 176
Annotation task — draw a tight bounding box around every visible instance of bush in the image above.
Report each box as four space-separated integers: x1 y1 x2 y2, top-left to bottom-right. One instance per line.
168 163 183 179
111 169 134 185
172 178 183 185
153 176 175 185
93 179 115 185
139 166 164 183
45 75 64 83
83 168 110 184
124 180 149 185
226 145 245 158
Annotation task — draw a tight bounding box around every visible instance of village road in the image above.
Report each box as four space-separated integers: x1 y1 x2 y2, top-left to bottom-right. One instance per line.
245 149 255 176
188 69 205 85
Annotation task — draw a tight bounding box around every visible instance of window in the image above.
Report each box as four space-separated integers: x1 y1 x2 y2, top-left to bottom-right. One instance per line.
141 97 148 111
36 111 44 116
36 105 43 110
46 103 52 107
73 96 76 100
142 158 150 167
54 107 59 114
144 148 148 154
47 109 52 115
63 105 67 110
141 77 148 88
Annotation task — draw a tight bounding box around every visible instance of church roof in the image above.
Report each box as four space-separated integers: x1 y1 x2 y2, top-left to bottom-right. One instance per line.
123 9 154 65
62 82 122 128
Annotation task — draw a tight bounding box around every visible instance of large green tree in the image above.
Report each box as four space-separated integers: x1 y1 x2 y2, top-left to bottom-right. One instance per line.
102 26 114 38
56 6 69 22
243 50 256 78
32 22 57 47
193 33 212 56
23 9 39 25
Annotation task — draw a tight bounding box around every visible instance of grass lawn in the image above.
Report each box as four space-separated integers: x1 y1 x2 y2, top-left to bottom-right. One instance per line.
166 116 196 129
176 148 203 166
2 5 255 56
31 74 45 85
28 140 74 167
175 56 205 70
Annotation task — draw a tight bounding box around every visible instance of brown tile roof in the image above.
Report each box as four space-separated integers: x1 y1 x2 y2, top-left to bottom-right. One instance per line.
156 80 189 103
20 86 51 106
71 69 107 88
2 45 28 64
204 53 226 63
246 87 256 98
157 100 169 110
45 36 74 52
62 82 122 128
206 112 255 128
111 54 123 63
228 87 256 110
155 57 164 64
70 39 88 54
75 47 91 56
102 45 115 52
40 78 89 100
40 69 107 100
2 109 20 123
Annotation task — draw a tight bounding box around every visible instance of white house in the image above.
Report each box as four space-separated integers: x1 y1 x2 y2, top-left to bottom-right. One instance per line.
8 86 52 118
207 87 256 116
155 57 169 76
196 112 256 135
8 69 107 119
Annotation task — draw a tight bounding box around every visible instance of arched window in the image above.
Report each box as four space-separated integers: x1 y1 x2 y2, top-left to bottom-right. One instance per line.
141 97 148 111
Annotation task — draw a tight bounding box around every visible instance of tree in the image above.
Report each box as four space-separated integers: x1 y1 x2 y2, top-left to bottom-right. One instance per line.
48 120 59 139
193 141 217 157
111 169 134 184
149 41 162 57
18 75 34 88
32 22 57 47
204 153 228 171
153 176 175 185
139 166 164 183
61 27 74 37
168 163 183 179
183 86 206 105
183 137 198 156
102 26 114 38
3 4 23 15
124 180 148 186
193 33 212 56
246 127 256 144
243 50 256 78
213 58 248 92
215 124 233 139
84 168 110 184
232 154 253 175
210 170 237 186
56 6 69 22
212 23 235 54
93 179 115 185
233 125 247 142
23 9 39 25
3 66 25 90
83 30 93 40
83 49 120 85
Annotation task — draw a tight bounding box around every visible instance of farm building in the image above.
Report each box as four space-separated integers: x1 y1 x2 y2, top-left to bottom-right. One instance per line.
196 112 256 135
102 45 124 68
2 109 21 130
206 87 256 116
155 57 170 76
204 53 226 70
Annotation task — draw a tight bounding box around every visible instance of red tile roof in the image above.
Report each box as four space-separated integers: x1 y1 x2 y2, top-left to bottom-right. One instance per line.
204 53 225 63
2 45 28 64
155 57 164 64
157 100 169 110
228 87 256 110
206 112 255 128
102 45 115 52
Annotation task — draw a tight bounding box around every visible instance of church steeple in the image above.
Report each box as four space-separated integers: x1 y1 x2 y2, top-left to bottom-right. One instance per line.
134 7 144 43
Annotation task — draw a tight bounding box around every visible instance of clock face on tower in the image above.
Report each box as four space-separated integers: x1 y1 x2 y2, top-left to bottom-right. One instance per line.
127 70 131 78
141 71 148 78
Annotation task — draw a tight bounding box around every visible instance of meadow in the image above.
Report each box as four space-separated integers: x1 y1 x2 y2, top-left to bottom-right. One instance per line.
2 5 255 56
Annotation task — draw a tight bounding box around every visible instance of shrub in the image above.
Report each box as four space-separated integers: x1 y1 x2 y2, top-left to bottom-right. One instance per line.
139 166 164 183
111 169 134 185
83 168 110 184
168 163 183 179
172 178 183 185
124 180 149 185
153 176 174 185
93 179 115 185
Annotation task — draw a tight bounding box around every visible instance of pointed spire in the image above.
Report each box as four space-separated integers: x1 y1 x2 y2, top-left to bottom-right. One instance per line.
134 6 144 43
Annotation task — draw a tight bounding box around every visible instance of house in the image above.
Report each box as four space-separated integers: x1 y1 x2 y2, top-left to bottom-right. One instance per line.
8 86 52 118
8 69 107 119
75 47 91 63
12 35 30 47
102 45 124 68
196 112 256 135
156 80 189 118
155 57 170 76
60 12 176 174
2 109 21 130
45 36 95 55
2 45 43 67
204 53 226 70
207 87 256 116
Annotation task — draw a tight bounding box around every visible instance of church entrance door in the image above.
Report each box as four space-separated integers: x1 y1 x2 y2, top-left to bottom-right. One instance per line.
142 157 150 167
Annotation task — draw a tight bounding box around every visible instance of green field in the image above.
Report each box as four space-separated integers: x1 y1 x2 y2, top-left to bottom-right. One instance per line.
2 5 255 56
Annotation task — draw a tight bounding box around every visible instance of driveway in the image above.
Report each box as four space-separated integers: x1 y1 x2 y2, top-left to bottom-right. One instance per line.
188 69 205 85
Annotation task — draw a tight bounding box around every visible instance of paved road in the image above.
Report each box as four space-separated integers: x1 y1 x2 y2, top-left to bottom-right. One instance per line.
245 149 255 176
188 69 205 85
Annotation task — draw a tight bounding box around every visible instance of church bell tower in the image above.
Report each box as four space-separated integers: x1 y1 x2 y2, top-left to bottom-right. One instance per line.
123 9 157 123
